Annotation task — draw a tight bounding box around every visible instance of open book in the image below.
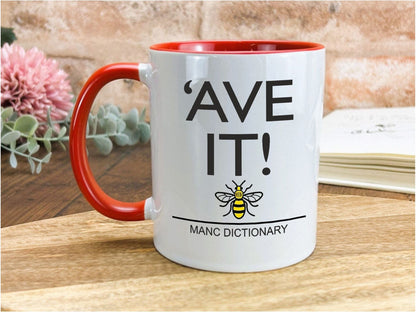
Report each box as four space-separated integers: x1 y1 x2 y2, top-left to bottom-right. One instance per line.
319 106 415 194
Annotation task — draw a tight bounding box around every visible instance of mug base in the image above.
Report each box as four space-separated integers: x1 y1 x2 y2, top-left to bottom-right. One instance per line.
154 243 316 273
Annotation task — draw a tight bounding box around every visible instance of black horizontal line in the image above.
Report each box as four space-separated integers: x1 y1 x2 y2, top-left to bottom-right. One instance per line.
171 215 306 226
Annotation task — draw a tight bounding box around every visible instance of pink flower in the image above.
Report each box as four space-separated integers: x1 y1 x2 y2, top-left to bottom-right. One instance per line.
1 43 73 133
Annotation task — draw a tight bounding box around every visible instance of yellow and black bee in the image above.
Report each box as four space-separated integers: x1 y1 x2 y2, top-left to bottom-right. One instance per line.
215 180 263 219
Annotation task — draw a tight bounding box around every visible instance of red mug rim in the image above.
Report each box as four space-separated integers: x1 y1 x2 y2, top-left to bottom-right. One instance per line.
150 40 324 54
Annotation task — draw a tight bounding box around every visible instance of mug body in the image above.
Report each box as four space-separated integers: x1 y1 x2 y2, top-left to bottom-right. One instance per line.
144 41 325 272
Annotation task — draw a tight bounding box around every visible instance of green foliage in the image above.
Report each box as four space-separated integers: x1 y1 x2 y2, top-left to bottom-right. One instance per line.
89 104 150 154
14 115 39 136
1 27 17 46
1 104 150 174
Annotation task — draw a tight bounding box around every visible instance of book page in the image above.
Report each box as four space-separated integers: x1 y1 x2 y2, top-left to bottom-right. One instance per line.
320 107 415 156
319 164 415 194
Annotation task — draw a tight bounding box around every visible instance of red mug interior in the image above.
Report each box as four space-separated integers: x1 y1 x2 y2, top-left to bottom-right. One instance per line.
150 40 324 54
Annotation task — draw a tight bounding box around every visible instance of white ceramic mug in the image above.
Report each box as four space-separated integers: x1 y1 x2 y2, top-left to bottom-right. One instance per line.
70 40 325 272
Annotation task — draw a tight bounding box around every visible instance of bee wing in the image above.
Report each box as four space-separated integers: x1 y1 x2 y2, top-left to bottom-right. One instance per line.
215 192 234 203
244 192 263 203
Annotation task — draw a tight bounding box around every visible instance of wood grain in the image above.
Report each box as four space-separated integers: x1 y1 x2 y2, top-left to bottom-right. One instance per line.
1 194 414 311
1 142 152 227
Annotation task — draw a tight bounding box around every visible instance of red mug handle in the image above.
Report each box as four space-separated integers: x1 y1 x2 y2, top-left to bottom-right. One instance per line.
69 63 148 221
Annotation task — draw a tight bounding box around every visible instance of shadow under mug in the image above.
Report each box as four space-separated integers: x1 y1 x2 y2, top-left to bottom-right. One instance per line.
70 40 325 272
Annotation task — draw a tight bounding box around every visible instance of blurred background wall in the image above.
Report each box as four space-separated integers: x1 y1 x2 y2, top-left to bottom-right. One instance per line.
2 1 414 117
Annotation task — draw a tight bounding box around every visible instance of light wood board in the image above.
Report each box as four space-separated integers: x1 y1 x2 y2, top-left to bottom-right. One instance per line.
1 194 414 311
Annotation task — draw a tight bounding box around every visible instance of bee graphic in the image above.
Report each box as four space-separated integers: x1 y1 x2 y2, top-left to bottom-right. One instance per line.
215 180 263 219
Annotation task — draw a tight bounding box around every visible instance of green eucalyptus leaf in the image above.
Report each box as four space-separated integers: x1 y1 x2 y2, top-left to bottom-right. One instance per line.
108 104 121 116
137 122 151 143
58 126 67 139
16 143 29 153
44 139 52 153
2 130 21 145
8 111 18 122
29 142 40 155
65 107 74 124
2 121 14 135
88 114 94 125
28 157 35 174
123 109 139 129
92 116 98 135
117 119 126 133
9 152 17 168
87 115 96 135
106 112 118 122
86 119 90 136
14 115 39 136
46 107 54 129
97 116 105 130
139 107 146 122
41 152 52 163
44 127 53 140
114 133 129 146
1 107 14 121
123 127 141 145
36 162 42 174
10 140 16 149
105 118 117 135
97 106 105 119
93 136 113 155
28 137 37 153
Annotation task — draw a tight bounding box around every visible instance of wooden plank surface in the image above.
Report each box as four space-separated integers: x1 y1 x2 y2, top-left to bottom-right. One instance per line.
1 142 152 227
2 193 414 311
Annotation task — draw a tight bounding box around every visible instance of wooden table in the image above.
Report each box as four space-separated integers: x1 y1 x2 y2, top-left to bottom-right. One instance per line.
2 143 415 311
